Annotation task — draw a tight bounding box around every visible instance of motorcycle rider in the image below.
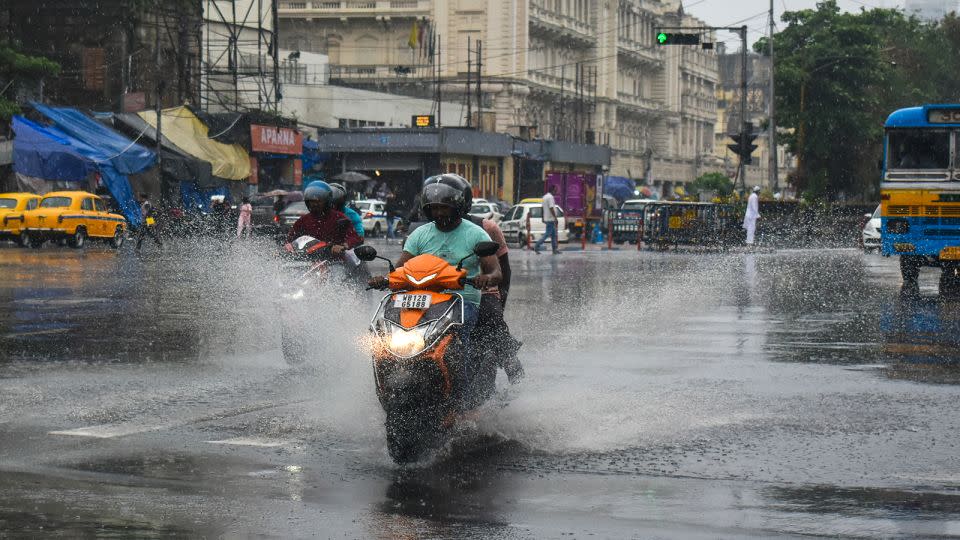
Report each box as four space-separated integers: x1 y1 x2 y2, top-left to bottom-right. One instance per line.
329 182 365 239
286 180 363 256
369 174 502 410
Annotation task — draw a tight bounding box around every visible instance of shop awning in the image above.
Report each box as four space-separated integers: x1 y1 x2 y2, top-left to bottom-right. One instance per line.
12 114 144 227
139 107 251 181
104 112 217 188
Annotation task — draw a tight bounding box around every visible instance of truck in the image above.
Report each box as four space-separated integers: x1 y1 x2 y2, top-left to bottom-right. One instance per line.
544 171 609 239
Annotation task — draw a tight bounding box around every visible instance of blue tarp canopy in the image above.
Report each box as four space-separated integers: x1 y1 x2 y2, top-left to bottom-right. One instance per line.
12 116 93 182
26 104 157 227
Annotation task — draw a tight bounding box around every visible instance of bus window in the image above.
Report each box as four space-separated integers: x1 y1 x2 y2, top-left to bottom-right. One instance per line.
887 130 950 169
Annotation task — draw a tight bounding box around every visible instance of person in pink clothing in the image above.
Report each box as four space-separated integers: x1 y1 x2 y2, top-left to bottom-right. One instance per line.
237 196 253 238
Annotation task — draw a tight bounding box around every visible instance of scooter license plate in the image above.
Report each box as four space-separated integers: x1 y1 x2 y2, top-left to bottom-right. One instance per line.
394 294 431 309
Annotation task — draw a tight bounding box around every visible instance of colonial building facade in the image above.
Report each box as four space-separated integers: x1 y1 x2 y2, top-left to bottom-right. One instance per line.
278 0 719 193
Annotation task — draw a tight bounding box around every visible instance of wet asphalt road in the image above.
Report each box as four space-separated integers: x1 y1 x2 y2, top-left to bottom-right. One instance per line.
2 238 960 538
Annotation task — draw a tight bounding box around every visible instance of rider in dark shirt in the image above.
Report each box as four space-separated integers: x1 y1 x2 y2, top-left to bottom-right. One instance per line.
285 181 363 255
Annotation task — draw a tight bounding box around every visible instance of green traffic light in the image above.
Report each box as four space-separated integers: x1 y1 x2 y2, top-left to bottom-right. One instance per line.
657 32 668 44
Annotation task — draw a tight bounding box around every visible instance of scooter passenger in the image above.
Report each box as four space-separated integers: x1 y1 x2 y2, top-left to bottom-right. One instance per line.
286 180 363 256
329 182 365 239
466 210 525 384
368 173 502 410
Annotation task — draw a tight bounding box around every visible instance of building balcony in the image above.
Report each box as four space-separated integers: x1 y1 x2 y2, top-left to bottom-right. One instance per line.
527 69 596 94
616 38 663 66
328 63 432 83
617 92 664 114
278 0 430 18
529 3 594 45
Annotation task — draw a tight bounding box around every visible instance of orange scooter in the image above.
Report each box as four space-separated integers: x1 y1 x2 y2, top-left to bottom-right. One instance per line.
356 241 499 463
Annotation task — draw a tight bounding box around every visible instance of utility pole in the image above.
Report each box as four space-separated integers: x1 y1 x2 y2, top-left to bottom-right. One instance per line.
437 34 442 128
154 5 163 188
272 0 281 109
476 40 482 131
768 0 778 193
738 25 748 193
466 37 472 128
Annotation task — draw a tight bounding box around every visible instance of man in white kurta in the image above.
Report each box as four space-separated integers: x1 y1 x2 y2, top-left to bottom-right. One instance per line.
743 186 760 245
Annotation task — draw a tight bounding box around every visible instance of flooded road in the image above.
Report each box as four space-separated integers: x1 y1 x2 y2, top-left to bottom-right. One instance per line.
2 240 960 538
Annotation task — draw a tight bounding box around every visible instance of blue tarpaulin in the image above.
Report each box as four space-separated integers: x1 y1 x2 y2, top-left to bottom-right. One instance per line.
12 116 92 182
33 104 155 174
24 104 157 227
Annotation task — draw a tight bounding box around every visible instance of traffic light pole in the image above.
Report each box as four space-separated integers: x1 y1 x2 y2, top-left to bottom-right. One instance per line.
738 25 748 194
657 25 751 193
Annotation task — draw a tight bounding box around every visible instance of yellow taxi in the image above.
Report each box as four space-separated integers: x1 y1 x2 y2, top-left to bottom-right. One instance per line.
0 193 42 246
21 191 128 249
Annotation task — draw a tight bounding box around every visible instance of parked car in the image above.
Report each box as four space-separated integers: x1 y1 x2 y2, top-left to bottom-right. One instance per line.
499 201 569 247
862 204 881 251
278 201 309 234
0 193 41 246
352 199 388 236
20 191 127 249
250 195 284 236
468 202 503 223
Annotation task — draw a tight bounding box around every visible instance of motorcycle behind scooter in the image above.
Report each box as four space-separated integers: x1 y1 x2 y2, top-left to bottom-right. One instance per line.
278 233 369 365
356 241 501 463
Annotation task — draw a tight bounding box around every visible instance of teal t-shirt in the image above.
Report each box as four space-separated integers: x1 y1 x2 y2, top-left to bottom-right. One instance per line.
403 220 492 306
343 206 365 237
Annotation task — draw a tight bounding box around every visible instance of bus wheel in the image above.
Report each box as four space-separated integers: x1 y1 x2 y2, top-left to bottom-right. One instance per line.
940 265 960 297
900 256 920 287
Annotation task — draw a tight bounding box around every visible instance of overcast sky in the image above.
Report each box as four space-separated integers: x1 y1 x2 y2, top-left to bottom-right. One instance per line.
684 0 907 48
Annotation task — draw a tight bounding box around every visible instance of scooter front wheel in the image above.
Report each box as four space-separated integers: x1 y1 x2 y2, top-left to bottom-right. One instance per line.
384 404 445 464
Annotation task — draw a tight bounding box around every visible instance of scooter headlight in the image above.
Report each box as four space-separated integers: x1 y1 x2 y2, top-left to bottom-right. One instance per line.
386 325 429 357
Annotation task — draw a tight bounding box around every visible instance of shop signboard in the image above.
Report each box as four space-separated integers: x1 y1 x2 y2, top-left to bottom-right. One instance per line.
251 124 303 154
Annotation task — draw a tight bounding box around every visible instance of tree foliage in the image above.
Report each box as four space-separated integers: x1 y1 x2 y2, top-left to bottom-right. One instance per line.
757 0 960 200
692 172 734 197
0 42 60 121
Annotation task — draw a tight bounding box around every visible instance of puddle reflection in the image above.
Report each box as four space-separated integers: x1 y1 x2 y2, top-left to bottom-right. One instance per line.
881 289 960 383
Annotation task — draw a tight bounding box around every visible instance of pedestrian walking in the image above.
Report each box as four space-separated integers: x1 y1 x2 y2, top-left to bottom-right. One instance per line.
743 186 761 246
135 193 162 250
237 196 253 238
385 191 401 239
533 185 561 254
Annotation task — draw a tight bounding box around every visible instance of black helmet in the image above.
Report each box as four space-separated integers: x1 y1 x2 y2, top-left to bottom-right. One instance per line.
328 182 347 208
303 180 332 203
421 174 472 220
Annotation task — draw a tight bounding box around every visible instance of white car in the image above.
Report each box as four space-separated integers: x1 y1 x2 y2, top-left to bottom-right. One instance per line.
352 199 388 236
499 201 569 247
862 204 881 251
468 202 503 223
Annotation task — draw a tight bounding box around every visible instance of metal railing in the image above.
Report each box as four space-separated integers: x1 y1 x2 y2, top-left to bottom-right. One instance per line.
328 63 432 80
605 201 738 250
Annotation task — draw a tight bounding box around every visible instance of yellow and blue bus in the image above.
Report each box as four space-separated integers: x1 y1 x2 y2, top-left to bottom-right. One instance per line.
882 104 960 293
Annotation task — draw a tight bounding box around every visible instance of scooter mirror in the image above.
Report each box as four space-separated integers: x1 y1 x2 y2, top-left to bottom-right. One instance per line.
473 241 500 258
354 245 378 261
